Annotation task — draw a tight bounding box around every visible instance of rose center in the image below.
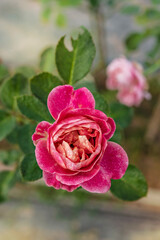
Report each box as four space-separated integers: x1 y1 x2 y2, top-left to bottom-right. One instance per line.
55 128 99 163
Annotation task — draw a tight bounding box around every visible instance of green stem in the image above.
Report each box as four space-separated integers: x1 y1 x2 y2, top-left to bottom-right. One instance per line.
90 3 107 68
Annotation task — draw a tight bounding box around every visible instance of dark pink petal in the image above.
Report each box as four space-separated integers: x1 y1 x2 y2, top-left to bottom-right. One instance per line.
47 85 96 120
56 163 100 185
90 116 114 135
56 108 110 135
59 107 115 137
105 117 116 140
32 121 51 146
48 116 96 143
81 142 128 193
81 170 111 193
100 141 128 179
35 140 75 175
57 108 108 124
47 85 74 119
72 87 95 109
43 171 79 192
43 171 61 189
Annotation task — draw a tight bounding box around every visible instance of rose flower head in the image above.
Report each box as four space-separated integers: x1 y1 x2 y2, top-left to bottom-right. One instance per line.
32 85 128 193
106 57 151 107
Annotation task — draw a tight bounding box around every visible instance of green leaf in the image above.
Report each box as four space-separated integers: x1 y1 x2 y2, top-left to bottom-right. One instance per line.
147 40 160 58
6 124 20 144
56 27 96 85
17 124 36 154
0 151 8 163
0 150 21 165
102 90 117 103
74 79 97 92
0 110 16 141
109 102 134 129
56 13 67 27
144 8 160 19
110 165 148 201
0 171 17 202
30 72 62 104
88 0 100 8
136 8 160 24
57 0 82 6
93 92 109 115
17 95 53 122
42 6 52 22
40 0 52 4
110 124 122 144
121 5 140 15
0 73 29 109
106 0 118 7
125 32 144 51
151 0 160 4
40 47 56 73
16 66 36 79
20 153 42 181
0 64 9 83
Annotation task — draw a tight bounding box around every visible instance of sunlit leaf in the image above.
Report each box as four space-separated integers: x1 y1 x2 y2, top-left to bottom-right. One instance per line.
56 27 96 84
40 47 56 73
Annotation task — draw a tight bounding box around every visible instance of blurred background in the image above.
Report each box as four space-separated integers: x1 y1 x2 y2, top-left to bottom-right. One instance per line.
0 0 160 239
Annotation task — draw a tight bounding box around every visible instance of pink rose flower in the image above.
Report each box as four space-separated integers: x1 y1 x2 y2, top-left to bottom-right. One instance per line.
106 57 151 107
117 85 145 107
32 85 128 193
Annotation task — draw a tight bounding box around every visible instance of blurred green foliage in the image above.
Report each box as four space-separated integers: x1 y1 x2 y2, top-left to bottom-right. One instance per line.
123 0 160 72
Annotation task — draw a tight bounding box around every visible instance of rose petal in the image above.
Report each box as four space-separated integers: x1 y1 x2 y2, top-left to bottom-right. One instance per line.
100 141 128 179
32 121 51 146
49 117 98 143
43 171 61 189
105 117 116 140
35 140 75 175
132 62 146 88
72 87 95 109
56 163 100 185
81 170 111 193
43 171 79 192
106 57 133 90
117 86 144 107
47 85 74 119
56 108 113 136
52 137 102 172
81 141 128 193
57 107 108 123
47 85 96 120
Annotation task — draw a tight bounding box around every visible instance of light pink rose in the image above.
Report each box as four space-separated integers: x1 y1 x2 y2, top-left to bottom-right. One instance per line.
117 86 145 107
32 85 128 193
106 57 151 107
